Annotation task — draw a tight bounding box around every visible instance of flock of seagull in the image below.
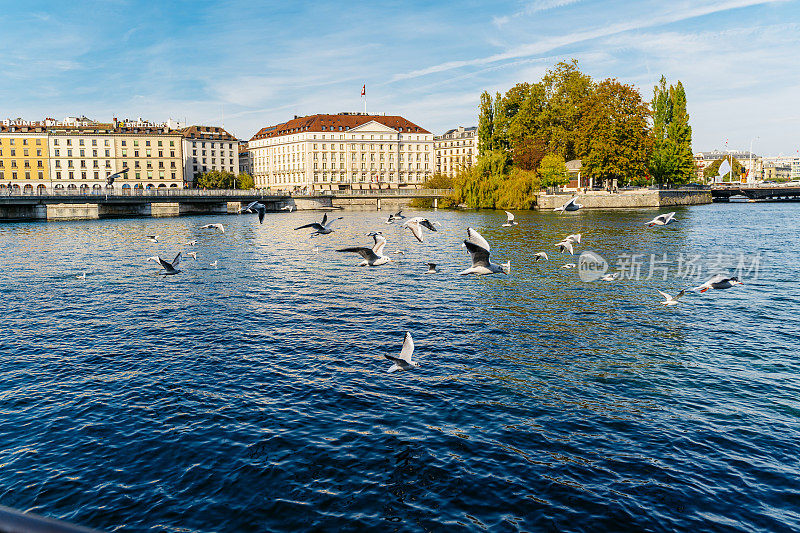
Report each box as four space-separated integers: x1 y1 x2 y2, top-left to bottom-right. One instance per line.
130 196 743 372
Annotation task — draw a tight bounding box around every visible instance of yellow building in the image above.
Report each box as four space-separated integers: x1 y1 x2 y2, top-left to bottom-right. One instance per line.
434 126 477 178
113 124 184 190
0 124 49 192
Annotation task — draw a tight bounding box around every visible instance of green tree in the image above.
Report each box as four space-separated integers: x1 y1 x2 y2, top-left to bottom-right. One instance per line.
538 153 569 188
238 172 255 189
649 77 694 185
196 170 253 189
495 167 539 209
477 91 494 156
576 79 651 186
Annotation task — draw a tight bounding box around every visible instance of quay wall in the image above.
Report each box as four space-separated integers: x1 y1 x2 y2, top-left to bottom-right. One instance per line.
536 189 710 210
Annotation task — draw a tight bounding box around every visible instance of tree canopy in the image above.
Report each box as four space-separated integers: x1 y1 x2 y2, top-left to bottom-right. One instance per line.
196 170 254 189
454 60 675 208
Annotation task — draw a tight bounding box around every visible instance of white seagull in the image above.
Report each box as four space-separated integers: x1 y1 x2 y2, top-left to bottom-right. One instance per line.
425 263 439 274
646 212 677 226
186 251 197 260
146 235 159 243
243 201 267 224
294 213 343 236
658 289 685 305
562 263 576 269
555 240 574 255
554 197 583 214
386 210 406 223
502 211 518 227
385 332 419 373
693 275 743 293
460 227 510 275
148 252 182 275
200 223 225 233
182 240 197 246
76 272 86 280
280 204 295 212
338 233 392 266
601 272 619 281
534 252 549 261
402 217 438 243
210 260 218 268
565 233 582 244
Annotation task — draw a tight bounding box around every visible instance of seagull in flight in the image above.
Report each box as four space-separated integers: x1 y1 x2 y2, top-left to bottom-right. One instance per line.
385 332 419 373
564 233 582 244
243 201 267 223
555 240 574 255
425 263 439 274
201 223 225 233
693 275 743 293
146 235 159 243
646 212 677 226
76 272 86 280
534 252 549 261
210 260 218 268
280 204 295 212
554 196 583 214
562 263 577 269
148 252 182 275
658 289 685 305
386 210 406 223
338 233 391 266
186 251 197 260
294 213 343 235
601 272 619 281
402 217 438 242
460 227 510 275
502 211 518 227
182 240 197 246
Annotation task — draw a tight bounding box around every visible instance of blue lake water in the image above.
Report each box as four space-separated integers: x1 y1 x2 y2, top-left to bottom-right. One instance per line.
0 203 798 532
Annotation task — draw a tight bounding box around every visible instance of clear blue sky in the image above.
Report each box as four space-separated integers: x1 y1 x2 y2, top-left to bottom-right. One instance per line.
1 0 798 154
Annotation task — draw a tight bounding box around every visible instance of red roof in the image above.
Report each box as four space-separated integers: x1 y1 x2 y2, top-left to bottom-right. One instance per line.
180 125 237 141
250 113 429 141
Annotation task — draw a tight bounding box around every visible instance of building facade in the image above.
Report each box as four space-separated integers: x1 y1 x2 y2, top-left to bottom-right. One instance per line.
238 141 252 176
434 126 477 177
0 124 49 192
112 125 184 189
249 113 433 192
181 126 239 186
47 122 117 191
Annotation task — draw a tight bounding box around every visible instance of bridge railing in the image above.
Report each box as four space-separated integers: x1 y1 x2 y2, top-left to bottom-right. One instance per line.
308 188 453 197
0 187 279 200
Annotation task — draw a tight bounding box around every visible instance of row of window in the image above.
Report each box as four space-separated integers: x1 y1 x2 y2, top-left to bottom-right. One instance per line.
0 138 44 146
0 149 44 157
51 171 178 180
191 141 236 150
0 160 44 168
0 171 45 179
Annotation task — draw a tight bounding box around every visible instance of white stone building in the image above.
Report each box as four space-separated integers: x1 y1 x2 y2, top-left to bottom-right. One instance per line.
180 126 239 186
248 113 433 192
434 126 477 177
47 123 118 191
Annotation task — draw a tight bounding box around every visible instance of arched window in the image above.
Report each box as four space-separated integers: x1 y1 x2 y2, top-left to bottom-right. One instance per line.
169 184 178 188
158 184 167 188
67 184 77 190
54 184 64 189
23 184 33 194
37 184 46 194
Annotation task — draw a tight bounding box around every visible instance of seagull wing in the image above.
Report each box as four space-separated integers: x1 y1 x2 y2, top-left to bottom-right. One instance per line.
427 263 437 269
675 289 686 299
321 213 328 226
466 227 491 252
255 205 266 224
324 217 344 229
337 247 380 261
245 201 258 212
171 252 182 268
505 211 514 222
200 224 212 229
464 241 491 268
419 219 437 232
657 290 672 300
295 223 324 231
398 332 414 363
404 221 424 242
372 235 387 256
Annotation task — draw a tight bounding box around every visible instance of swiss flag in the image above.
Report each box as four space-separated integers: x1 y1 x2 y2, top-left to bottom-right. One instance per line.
361 84 366 97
